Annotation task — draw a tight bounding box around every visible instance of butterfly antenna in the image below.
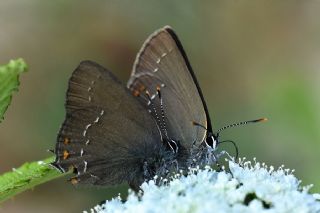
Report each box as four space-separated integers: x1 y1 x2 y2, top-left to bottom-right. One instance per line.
156 86 179 153
216 118 267 134
156 86 169 138
146 90 164 134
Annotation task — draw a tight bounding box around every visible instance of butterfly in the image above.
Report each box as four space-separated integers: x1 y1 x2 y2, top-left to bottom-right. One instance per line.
51 26 266 190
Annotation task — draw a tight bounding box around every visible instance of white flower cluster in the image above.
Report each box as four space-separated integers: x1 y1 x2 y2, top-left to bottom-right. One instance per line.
87 159 320 213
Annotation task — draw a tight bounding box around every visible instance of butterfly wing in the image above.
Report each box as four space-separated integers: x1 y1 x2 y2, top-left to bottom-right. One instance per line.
51 61 162 188
127 26 212 149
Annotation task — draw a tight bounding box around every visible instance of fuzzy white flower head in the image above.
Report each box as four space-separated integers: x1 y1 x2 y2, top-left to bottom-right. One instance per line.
87 159 320 213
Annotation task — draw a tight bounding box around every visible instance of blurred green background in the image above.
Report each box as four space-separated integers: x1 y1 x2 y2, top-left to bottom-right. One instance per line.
1 1 320 212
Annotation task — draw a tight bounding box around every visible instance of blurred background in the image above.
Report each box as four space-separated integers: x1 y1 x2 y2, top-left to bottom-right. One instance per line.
1 0 320 212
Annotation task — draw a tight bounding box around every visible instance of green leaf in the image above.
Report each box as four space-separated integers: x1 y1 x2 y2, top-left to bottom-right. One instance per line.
0 156 69 203
0 58 28 122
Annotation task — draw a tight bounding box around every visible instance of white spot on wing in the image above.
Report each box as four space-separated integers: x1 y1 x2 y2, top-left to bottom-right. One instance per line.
83 110 104 144
90 173 98 179
94 117 100 123
83 123 92 136
83 161 88 173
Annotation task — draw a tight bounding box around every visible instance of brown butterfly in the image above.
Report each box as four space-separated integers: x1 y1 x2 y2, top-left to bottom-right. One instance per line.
51 26 266 190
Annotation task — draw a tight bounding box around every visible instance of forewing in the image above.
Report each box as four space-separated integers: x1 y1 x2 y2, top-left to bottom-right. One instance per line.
127 26 211 148
52 60 161 186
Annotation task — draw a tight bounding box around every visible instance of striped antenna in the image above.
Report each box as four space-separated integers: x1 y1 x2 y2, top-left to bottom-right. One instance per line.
156 86 169 138
145 90 163 134
216 118 267 134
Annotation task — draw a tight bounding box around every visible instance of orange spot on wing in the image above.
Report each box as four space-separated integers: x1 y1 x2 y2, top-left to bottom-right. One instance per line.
63 138 70 145
139 85 146 91
63 150 70 160
133 90 140 97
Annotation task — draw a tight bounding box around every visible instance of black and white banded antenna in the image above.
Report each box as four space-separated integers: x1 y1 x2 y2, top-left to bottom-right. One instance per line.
215 118 267 135
156 85 169 139
156 86 179 153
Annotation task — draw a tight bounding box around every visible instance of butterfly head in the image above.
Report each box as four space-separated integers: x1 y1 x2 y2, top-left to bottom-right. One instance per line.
193 118 267 156
204 132 219 150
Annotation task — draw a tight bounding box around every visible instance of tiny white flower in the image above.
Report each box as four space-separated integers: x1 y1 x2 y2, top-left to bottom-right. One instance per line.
88 159 320 213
